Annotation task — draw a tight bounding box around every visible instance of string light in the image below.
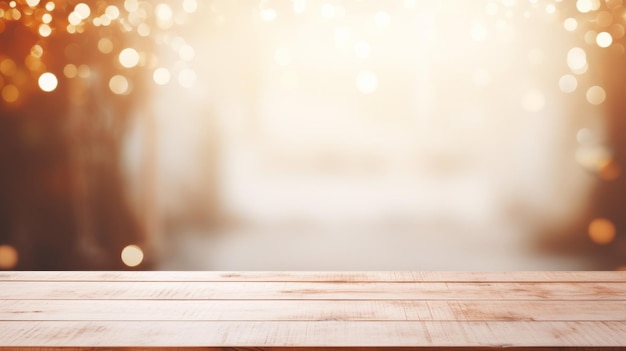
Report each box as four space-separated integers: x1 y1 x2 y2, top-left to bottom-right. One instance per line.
1 0 625 270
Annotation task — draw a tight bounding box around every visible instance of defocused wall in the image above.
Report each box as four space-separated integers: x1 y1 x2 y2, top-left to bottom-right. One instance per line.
1 0 625 270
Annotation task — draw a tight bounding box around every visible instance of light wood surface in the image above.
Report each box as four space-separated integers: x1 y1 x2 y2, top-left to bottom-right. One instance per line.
1 271 625 350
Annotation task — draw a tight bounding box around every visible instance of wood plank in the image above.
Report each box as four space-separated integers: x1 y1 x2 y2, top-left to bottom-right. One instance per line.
1 281 625 300
0 321 624 347
2 299 625 321
1 271 626 282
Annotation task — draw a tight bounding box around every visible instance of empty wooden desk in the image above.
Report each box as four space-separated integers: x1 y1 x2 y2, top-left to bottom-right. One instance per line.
0 271 625 350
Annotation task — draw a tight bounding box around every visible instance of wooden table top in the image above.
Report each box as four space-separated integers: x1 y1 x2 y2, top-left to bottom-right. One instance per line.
1 271 625 350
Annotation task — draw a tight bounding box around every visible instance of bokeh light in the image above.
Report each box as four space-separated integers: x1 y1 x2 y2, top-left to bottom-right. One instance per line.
119 48 140 68
588 218 616 245
586 85 606 105
109 75 129 95
596 31 613 47
1 85 19 103
121 244 144 267
355 70 378 94
559 74 577 93
153 67 171 85
2 0 626 271
38 72 58 92
0 245 18 269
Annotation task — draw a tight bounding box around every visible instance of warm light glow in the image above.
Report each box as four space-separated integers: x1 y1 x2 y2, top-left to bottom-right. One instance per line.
28 42 41 54
38 72 58 92
599 159 621 180
153 67 171 85
98 38 114 54
321 4 335 20
1 85 19 103
521 89 545 112
74 3 91 20
178 68 196 88
105 5 120 20
354 41 371 59
356 70 378 94
68 12 82 26
559 74 577 93
567 47 587 71
38 24 51 37
109 75 129 94
260 8 277 22
119 48 140 68
588 218 616 245
374 11 391 28
183 0 198 13
77 64 91 78
155 3 173 28
596 31 613 48
293 0 306 14
25 0 40 7
274 48 292 66
472 69 490 87
179 45 195 61
45 1 54 11
0 245 18 269
0 58 17 77
42 13 52 24
64 64 78 78
121 244 144 267
564 18 578 31
586 85 606 105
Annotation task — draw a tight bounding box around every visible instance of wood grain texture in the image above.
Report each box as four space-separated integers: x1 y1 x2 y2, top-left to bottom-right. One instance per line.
1 271 625 350
1 321 626 347
2 299 626 321
1 281 625 300
1 271 625 282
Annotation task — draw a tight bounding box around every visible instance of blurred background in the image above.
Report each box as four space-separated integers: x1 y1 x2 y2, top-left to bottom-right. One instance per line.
1 0 626 271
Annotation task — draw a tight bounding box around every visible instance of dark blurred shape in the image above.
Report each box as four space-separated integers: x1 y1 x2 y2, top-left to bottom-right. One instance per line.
0 0 150 270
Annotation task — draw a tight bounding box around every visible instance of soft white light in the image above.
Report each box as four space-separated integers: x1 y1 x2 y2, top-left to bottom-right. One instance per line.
155 3 173 21
576 0 594 13
354 41 371 59
179 45 195 61
293 0 306 13
261 8 277 21
567 47 586 71
334 27 350 44
178 69 197 88
74 3 90 19
321 4 335 19
374 12 391 28
521 89 545 112
38 72 58 92
559 74 577 93
356 70 378 94
121 245 144 267
586 86 606 105
109 75 129 95
105 5 120 20
274 48 292 66
564 18 578 31
182 0 198 13
596 32 613 48
119 48 140 68
153 67 171 85
471 22 487 41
